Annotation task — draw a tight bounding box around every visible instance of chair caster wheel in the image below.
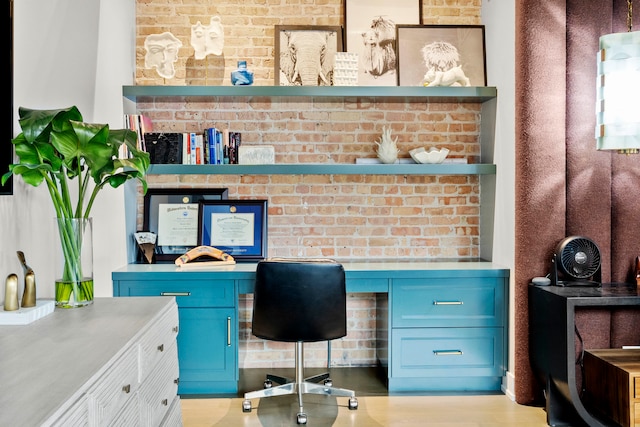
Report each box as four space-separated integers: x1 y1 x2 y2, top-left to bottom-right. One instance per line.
323 378 333 387
264 379 272 388
296 412 308 424
348 397 358 410
242 399 252 412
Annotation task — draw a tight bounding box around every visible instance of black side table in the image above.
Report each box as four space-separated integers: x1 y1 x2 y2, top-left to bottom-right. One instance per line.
528 283 640 426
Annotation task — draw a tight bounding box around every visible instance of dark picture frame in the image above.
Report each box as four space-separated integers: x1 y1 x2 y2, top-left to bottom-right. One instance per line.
275 25 344 86
143 188 229 262
2 0 14 195
396 25 487 87
343 0 422 87
198 199 267 262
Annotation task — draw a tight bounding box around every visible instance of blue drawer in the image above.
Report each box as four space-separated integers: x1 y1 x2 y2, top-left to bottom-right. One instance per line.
115 280 235 308
390 327 504 378
391 277 505 327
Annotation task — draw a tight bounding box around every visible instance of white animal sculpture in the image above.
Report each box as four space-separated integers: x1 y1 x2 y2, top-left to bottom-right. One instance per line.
422 65 470 87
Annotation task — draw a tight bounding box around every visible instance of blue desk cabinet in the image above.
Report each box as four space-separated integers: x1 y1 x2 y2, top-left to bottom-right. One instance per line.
387 277 507 391
113 262 508 395
113 276 239 394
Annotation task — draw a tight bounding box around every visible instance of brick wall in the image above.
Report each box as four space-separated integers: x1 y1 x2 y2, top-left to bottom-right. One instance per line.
134 0 482 368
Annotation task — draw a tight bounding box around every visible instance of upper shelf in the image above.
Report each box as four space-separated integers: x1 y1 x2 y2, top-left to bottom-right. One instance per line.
123 85 497 103
147 163 496 175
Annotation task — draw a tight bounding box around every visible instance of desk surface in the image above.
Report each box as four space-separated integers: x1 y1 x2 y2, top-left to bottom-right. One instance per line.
113 260 510 293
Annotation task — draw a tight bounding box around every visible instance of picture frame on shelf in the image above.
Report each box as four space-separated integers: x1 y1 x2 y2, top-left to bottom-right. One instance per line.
198 199 268 262
143 188 229 262
396 25 487 87
275 25 344 86
343 0 422 87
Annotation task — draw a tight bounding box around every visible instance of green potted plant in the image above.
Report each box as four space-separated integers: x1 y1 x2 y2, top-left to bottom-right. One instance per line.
2 106 150 307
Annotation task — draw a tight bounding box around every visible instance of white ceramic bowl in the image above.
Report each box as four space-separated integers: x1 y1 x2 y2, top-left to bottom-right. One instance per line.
409 147 450 164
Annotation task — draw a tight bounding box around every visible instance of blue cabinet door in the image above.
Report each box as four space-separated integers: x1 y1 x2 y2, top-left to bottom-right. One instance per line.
177 307 237 394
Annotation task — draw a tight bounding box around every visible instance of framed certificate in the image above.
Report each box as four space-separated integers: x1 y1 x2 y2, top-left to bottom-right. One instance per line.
143 188 229 262
198 199 268 261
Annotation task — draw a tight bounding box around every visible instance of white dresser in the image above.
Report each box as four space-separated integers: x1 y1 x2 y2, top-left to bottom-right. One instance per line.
0 297 181 426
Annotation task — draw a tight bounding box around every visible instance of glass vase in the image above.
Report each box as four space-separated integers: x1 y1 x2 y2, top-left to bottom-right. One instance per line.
54 217 94 308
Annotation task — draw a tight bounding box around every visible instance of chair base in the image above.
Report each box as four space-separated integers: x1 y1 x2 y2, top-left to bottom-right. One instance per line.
242 342 358 424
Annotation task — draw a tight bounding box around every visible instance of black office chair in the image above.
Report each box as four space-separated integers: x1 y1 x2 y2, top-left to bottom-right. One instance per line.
241 258 358 424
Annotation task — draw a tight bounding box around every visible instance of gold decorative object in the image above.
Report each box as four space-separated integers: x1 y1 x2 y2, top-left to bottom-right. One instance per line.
17 251 36 308
4 274 19 311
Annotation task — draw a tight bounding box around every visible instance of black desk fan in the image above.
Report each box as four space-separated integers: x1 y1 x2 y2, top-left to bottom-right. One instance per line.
550 236 602 286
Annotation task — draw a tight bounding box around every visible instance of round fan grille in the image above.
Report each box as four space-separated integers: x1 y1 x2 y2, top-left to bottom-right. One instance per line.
556 236 601 279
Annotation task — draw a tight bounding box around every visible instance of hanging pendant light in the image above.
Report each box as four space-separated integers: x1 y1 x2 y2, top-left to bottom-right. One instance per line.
596 0 640 154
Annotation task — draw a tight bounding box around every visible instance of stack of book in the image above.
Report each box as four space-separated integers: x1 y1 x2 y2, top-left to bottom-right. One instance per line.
143 130 242 165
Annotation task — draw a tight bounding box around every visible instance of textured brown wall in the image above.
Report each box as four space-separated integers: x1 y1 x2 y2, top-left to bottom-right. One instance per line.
515 0 640 405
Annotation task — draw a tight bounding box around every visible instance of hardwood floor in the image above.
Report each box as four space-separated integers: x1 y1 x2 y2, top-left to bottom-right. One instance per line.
180 368 550 426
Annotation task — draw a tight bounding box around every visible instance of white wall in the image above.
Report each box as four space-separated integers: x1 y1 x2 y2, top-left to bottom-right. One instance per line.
1 0 134 299
482 0 516 400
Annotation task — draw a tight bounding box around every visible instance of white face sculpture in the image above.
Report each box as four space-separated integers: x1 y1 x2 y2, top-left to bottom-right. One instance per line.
190 16 224 60
144 32 183 79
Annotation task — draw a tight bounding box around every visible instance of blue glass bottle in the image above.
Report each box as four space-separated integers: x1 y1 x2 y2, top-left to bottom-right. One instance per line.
231 60 254 86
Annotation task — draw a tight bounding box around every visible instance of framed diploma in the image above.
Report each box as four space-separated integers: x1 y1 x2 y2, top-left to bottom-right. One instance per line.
143 188 229 262
198 199 268 261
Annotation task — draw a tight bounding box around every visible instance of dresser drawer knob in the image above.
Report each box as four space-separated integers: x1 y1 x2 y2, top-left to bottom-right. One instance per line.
122 384 131 393
161 399 168 406
157 344 164 352
173 326 179 333
174 378 180 385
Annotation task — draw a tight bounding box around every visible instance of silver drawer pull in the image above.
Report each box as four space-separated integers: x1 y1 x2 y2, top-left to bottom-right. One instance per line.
227 317 231 347
173 326 179 333
161 399 168 406
174 378 180 385
160 292 191 296
157 344 164 352
433 300 463 305
433 350 463 356
122 384 131 393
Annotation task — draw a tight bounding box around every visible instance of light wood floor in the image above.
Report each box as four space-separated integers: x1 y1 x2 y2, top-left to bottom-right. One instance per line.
180 368 550 427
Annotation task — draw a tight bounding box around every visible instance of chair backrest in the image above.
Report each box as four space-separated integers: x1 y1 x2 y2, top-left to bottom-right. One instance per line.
251 258 347 342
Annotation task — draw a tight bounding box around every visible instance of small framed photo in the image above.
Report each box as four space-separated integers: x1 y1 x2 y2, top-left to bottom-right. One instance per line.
143 188 229 262
396 25 487 87
275 25 344 86
198 199 268 262
344 0 422 86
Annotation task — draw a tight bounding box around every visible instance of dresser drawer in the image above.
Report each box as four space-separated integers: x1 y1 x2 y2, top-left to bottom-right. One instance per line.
390 327 504 378
118 280 235 308
50 395 89 427
108 394 140 427
139 342 180 427
87 346 140 426
392 278 505 327
139 303 179 381
160 396 183 427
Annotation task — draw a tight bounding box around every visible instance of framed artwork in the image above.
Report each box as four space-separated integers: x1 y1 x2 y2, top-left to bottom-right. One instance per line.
275 25 343 86
396 25 487 87
198 199 268 261
343 0 422 87
2 0 13 195
142 188 229 262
